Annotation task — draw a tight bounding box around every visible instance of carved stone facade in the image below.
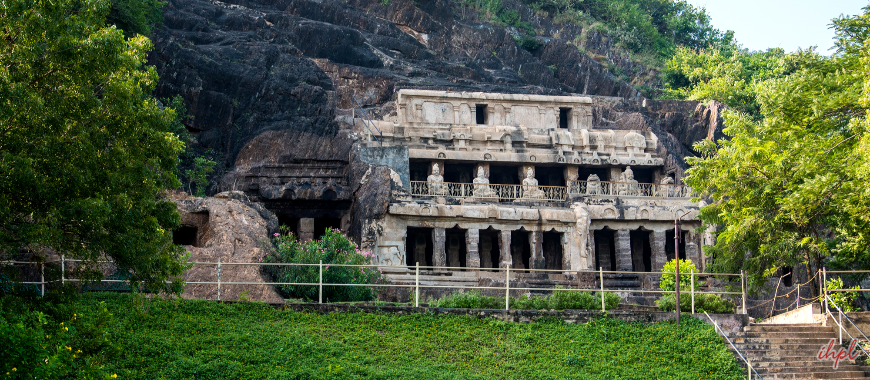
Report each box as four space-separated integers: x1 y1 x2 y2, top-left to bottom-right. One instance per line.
356 90 707 285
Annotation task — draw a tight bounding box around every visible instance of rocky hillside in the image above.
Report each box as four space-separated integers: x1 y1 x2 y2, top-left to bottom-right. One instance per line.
149 0 725 240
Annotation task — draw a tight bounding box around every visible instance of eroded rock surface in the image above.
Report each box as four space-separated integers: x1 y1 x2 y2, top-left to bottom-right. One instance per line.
173 191 283 303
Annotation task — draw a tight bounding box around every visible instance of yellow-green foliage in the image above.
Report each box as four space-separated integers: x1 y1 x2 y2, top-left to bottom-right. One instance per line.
827 277 860 312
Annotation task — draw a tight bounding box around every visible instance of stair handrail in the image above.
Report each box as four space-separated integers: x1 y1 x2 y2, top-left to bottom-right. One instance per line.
704 311 764 380
351 95 382 146
823 293 870 358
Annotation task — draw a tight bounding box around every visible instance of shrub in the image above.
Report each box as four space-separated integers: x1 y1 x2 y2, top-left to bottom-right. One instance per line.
517 35 543 51
263 228 389 302
427 288 620 310
0 289 115 379
827 277 860 312
656 293 735 314
659 258 698 292
429 290 504 309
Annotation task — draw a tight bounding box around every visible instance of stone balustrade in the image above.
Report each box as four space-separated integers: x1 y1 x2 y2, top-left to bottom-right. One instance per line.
410 180 692 201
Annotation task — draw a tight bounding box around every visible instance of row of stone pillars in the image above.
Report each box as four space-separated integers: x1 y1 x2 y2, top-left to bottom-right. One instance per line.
596 229 699 272
410 228 558 270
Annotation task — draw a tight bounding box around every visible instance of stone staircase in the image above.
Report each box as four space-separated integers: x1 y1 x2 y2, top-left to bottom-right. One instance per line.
726 323 869 379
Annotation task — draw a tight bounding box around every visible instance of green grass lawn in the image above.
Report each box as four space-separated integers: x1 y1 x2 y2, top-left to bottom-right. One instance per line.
64 293 743 380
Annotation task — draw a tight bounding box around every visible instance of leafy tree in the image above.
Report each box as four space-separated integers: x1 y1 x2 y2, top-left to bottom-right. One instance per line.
660 46 805 118
0 0 187 293
106 0 165 37
684 7 870 293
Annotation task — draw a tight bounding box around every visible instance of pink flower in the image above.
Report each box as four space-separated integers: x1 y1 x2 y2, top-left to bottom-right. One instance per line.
273 233 280 237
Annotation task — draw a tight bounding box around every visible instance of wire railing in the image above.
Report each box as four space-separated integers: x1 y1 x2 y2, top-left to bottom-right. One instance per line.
2 258 747 313
410 180 692 201
704 311 764 380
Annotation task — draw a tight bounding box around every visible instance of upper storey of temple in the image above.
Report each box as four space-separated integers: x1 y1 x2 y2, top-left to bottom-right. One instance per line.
364 90 664 168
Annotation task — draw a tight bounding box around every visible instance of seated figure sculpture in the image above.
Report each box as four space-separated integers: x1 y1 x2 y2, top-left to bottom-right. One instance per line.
658 176 675 197
586 174 602 195
472 166 497 199
616 166 639 196
427 163 446 195
521 168 546 199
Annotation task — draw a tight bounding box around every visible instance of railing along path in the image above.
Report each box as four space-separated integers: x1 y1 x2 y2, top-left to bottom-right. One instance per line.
410 180 692 201
3 258 746 313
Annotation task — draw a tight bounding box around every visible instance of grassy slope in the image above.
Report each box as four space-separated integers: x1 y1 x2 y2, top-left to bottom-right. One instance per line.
80 293 741 380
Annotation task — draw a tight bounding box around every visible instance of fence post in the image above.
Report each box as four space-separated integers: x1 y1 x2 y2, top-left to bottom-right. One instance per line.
820 269 826 326
797 282 800 309
741 270 747 314
319 260 323 304
747 362 752 380
61 255 65 286
600 267 605 312
217 258 221 301
415 262 420 307
823 268 828 312
40 262 45 297
505 266 510 311
690 269 695 314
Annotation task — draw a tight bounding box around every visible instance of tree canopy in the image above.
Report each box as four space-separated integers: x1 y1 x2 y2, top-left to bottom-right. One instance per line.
0 0 187 293
681 7 870 291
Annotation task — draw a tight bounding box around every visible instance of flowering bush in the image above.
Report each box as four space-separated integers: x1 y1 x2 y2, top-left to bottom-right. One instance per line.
263 228 389 302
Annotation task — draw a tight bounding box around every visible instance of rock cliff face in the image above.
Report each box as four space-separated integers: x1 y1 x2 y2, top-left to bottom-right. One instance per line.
154 0 726 300
173 191 283 303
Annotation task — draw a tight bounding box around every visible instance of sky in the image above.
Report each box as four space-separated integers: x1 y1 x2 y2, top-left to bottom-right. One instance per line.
684 0 868 54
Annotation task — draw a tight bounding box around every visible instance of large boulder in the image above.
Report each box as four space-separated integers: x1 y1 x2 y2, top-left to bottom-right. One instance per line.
173 191 283 303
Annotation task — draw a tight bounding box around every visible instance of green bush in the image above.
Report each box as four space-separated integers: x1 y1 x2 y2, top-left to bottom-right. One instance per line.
656 293 735 314
264 228 389 302
827 277 860 312
428 288 620 310
0 289 115 379
517 35 543 51
659 258 698 292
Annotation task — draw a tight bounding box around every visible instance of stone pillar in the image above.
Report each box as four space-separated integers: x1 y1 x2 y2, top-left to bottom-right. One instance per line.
530 231 545 270
433 228 446 267
686 242 699 265
480 233 493 268
615 229 632 271
466 229 481 268
651 230 668 271
499 231 512 268
298 218 314 242
447 234 461 268
561 233 573 271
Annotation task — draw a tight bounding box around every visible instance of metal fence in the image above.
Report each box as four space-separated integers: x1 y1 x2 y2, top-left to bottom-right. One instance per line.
2 257 747 313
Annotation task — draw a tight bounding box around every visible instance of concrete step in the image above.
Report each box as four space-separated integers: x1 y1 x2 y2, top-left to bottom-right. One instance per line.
744 325 833 333
748 359 862 368
731 343 842 351
756 364 863 374
730 337 835 345
729 332 838 339
752 370 866 379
